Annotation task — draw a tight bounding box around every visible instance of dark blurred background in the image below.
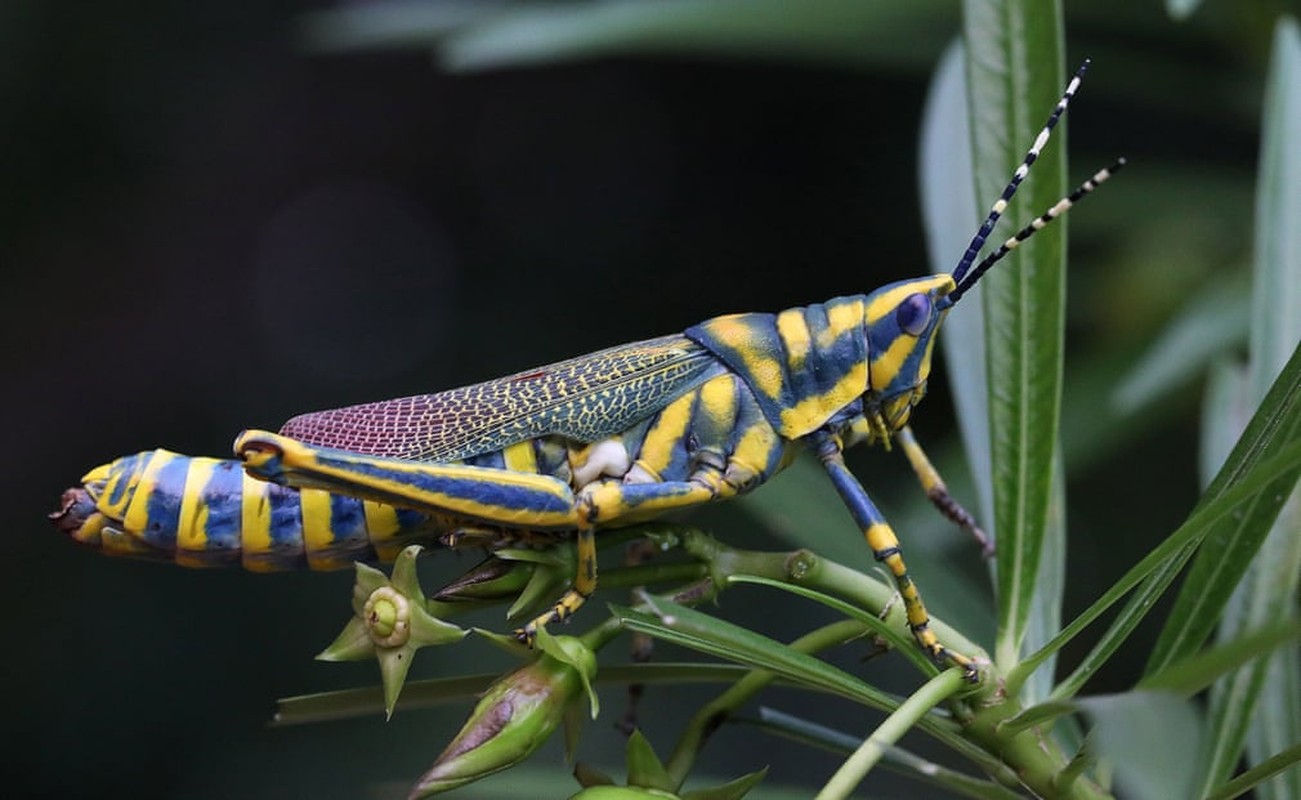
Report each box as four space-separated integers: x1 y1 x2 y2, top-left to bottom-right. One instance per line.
2 1 1286 797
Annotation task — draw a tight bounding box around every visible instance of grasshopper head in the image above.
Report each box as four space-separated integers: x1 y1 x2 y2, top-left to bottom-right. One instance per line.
861 274 957 433
854 61 1121 442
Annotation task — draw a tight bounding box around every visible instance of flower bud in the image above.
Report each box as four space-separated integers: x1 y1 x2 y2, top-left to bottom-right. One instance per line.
318 546 465 719
433 557 536 602
570 730 767 800
410 634 597 797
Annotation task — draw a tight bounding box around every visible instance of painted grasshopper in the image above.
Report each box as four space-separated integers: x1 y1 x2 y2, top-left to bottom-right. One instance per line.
54 62 1119 678
232 64 1121 677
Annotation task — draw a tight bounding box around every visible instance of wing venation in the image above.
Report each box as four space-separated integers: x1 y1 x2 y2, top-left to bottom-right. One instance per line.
278 334 724 462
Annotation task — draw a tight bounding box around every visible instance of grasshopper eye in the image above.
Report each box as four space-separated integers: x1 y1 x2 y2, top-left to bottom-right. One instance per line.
896 293 931 337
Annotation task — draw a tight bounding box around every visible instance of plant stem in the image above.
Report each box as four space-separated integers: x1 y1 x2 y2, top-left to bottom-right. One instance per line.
663 619 872 786
816 668 969 799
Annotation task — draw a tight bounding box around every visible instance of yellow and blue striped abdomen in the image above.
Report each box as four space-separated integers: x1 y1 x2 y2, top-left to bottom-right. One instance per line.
54 450 444 570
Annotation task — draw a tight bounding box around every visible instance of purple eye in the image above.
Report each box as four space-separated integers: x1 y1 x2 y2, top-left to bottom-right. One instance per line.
896 293 931 336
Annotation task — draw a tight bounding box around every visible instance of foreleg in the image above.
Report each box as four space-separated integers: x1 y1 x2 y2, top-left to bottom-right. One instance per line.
811 431 979 679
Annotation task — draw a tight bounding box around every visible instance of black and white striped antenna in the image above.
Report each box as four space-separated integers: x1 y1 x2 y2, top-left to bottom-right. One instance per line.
943 59 1125 305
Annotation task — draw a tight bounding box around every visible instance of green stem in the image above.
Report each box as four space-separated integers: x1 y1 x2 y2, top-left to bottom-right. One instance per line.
796 557 991 679
594 561 709 590
752 709 1024 800
964 698 1113 799
686 534 1112 798
663 619 875 786
816 668 969 799
661 537 1021 790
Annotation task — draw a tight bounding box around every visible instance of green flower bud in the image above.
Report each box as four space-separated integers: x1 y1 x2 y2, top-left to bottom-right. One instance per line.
318 546 466 719
570 730 766 800
364 586 410 647
410 639 597 797
433 557 536 602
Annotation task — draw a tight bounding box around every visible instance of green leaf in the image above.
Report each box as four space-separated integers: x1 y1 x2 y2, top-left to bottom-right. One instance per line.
1144 333 1301 675
1079 691 1203 800
1011 431 1301 694
917 42 1013 656
682 767 769 800
301 0 959 72
1145 13 1301 677
439 0 957 73
624 729 675 793
1139 619 1301 698
274 663 758 727
1109 276 1251 415
1049 555 1188 701
1196 18 1301 799
994 699 1077 738
920 41 993 530
1202 743 1301 800
1241 21 1301 800
607 601 898 713
962 0 1067 672
726 574 935 676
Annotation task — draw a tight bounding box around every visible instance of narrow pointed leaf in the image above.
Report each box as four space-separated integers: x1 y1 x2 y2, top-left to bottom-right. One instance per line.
1016 338 1301 694
1139 619 1301 697
1240 19 1301 800
1146 14 1301 671
996 699 1078 738
624 729 675 793
682 767 769 800
1196 19 1301 798
962 0 1067 671
1013 434 1301 692
727 574 936 676
607 601 897 712
275 663 757 727
1144 361 1301 676
1202 743 1301 800
437 0 959 73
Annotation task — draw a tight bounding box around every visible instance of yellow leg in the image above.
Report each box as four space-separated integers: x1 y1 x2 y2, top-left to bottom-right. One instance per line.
896 426 993 558
518 526 598 642
814 433 979 679
517 477 723 641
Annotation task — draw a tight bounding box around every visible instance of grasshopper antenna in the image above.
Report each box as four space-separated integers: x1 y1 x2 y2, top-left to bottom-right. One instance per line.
946 59 1117 305
949 157 1126 302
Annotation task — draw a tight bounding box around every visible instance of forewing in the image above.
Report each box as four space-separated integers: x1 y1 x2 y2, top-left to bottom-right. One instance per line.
278 334 725 462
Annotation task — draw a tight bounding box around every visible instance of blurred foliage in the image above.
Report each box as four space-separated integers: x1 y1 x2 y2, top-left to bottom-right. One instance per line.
5 0 1300 798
